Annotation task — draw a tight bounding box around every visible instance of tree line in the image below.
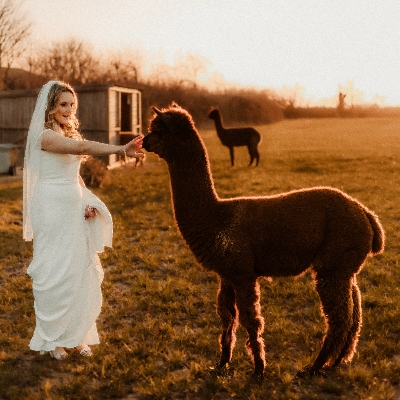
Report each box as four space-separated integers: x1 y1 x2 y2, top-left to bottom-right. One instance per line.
13 37 286 126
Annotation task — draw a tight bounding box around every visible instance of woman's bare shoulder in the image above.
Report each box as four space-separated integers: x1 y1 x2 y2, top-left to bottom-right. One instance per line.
42 129 63 141
43 128 58 135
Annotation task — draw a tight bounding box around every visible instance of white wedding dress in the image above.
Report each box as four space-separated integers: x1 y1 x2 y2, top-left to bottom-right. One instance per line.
27 138 112 352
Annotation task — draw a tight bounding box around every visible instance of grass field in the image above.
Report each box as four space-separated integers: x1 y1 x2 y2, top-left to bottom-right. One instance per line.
1 117 400 399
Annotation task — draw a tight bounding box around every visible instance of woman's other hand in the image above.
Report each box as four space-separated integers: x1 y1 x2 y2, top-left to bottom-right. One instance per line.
84 205 98 220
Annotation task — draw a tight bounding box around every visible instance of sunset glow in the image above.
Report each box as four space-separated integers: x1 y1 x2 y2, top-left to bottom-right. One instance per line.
24 0 400 105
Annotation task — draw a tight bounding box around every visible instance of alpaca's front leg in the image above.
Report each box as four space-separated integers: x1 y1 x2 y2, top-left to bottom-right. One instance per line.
234 279 265 379
213 278 238 375
228 147 235 166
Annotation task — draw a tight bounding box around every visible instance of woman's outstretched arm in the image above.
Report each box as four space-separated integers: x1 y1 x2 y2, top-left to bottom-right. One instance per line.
41 129 143 157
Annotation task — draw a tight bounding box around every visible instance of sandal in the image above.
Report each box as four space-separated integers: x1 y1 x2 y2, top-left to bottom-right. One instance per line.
75 345 92 357
50 348 68 360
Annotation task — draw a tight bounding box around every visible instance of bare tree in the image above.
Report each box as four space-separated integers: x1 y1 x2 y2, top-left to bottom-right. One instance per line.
30 38 100 85
146 52 210 88
59 46 146 87
102 57 139 85
0 0 32 89
174 53 209 88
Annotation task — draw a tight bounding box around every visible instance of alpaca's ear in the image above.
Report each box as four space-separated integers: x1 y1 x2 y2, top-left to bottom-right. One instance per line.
152 106 171 128
170 102 180 109
152 106 162 116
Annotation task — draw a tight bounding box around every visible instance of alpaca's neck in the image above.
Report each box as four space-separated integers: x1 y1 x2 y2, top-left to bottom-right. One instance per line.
168 142 219 227
212 113 225 133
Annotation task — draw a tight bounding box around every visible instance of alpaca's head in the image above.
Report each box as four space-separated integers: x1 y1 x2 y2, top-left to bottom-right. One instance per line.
208 107 220 120
143 103 201 163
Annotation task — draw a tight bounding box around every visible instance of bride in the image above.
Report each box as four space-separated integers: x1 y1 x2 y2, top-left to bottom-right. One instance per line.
23 81 143 360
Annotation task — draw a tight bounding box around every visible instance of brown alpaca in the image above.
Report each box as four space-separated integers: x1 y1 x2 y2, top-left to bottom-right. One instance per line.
143 103 385 380
208 107 261 166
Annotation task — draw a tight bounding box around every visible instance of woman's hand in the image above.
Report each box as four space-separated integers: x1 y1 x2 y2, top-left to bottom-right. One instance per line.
125 135 144 158
84 205 98 220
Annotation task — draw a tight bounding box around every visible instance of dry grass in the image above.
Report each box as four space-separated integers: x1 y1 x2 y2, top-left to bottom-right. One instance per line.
1 117 400 399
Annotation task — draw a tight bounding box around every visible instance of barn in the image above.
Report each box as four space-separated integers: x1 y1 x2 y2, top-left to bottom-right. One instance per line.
0 84 142 169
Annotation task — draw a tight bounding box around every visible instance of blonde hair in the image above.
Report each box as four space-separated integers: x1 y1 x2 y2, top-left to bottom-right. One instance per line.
44 81 83 141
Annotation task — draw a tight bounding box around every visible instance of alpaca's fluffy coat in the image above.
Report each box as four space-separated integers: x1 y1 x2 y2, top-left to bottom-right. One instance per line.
143 104 385 379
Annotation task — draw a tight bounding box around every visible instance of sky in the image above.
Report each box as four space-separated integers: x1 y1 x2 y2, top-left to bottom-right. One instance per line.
22 0 400 106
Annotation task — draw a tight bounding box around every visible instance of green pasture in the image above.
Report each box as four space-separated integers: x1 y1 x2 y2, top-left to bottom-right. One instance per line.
1 117 400 399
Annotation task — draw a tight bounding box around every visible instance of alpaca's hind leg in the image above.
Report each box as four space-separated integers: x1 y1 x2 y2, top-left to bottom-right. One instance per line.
250 149 260 166
248 141 260 166
215 278 238 371
254 148 260 166
229 147 235 166
234 279 265 379
302 272 353 376
247 145 255 166
332 276 362 367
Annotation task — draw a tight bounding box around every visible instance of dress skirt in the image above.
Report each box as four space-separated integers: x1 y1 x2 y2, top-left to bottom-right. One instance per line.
27 174 109 352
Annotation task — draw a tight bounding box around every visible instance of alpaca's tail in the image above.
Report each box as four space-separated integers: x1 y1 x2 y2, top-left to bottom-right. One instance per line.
364 208 385 255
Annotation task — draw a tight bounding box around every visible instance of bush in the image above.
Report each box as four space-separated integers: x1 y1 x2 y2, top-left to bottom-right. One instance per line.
80 156 111 188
